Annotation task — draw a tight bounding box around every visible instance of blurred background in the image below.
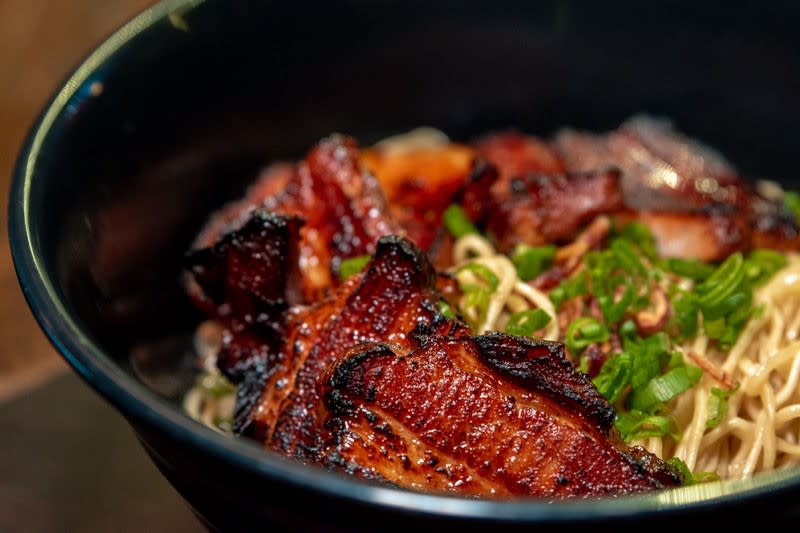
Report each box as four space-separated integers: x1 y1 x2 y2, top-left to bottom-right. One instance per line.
0 0 200 530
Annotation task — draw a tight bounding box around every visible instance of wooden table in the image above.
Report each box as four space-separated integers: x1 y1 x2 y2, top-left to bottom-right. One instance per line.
0 0 156 401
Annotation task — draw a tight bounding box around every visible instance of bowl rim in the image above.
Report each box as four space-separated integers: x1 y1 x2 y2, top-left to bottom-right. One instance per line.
8 0 800 522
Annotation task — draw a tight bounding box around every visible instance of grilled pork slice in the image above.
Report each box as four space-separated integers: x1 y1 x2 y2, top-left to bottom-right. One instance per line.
243 236 468 456
471 115 800 261
361 142 475 251
483 169 626 253
473 130 566 201
185 211 304 321
618 206 752 262
320 333 682 498
471 131 629 252
189 135 402 302
184 211 303 380
555 116 747 212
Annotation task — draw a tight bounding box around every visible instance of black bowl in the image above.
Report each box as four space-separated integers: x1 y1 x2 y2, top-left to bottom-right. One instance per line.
9 0 800 530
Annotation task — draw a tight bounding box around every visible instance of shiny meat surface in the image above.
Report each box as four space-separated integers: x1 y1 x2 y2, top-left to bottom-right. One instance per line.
245 236 467 456
361 143 475 251
555 116 746 211
190 136 401 301
184 211 302 380
483 169 626 252
472 116 800 260
321 333 681 497
622 207 750 262
474 130 566 201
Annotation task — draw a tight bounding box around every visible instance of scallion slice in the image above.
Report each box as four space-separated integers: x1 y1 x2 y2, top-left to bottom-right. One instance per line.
339 254 372 280
443 204 479 238
505 308 552 336
511 244 556 281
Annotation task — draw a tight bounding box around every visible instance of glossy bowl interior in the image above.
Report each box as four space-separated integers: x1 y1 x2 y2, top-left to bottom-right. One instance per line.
9 0 800 529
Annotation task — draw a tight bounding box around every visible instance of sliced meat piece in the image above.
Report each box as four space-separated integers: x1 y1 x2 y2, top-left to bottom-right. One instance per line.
485 169 625 253
244 236 468 457
555 116 800 258
618 207 751 262
189 136 402 302
184 211 304 380
555 116 748 212
320 333 682 498
473 130 566 201
361 143 475 251
184 211 304 322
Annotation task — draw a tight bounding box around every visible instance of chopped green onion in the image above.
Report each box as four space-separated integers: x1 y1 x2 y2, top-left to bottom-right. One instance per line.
213 416 233 432
666 457 720 485
744 249 787 287
615 410 677 441
627 333 670 390
198 372 236 398
702 319 723 342
438 300 456 319
593 352 632 404
664 258 715 281
598 283 634 325
696 252 744 313
619 319 638 344
629 365 702 412
457 263 499 292
665 457 691 482
784 190 800 223
511 244 556 281
611 239 646 276
671 292 699 340
702 291 749 321
705 385 739 429
443 204 479 238
550 271 589 307
565 317 609 355
615 222 658 261
456 262 499 329
691 471 721 484
505 308 552 336
339 254 371 280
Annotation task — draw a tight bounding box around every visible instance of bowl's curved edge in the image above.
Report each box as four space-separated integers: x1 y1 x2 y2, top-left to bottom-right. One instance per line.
7 0 800 524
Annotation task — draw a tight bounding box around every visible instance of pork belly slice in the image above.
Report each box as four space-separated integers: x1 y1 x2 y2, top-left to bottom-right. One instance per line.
473 130 566 202
484 169 626 253
244 236 468 456
360 141 500 272
554 116 747 212
554 116 800 258
617 206 752 263
189 135 401 303
320 333 682 498
361 143 475 251
185 210 303 320
184 211 303 380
